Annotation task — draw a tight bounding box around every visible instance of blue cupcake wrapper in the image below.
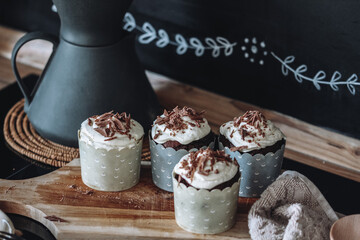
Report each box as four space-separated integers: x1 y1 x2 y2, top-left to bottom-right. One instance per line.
150 135 214 192
219 142 285 197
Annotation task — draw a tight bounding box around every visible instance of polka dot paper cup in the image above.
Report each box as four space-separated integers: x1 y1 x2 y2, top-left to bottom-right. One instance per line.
219 142 285 197
78 132 143 191
150 136 214 192
172 171 240 234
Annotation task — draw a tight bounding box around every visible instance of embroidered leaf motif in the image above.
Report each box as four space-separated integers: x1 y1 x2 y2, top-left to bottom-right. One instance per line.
216 37 234 56
330 71 341 91
138 22 156 44
312 71 326 90
189 37 205 56
205 38 220 57
156 29 169 48
294 65 307 83
282 56 295 76
123 12 136 32
175 34 188 55
346 74 358 95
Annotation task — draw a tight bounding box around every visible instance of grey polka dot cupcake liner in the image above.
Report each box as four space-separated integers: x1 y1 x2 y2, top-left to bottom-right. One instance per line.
219 142 285 197
79 133 143 191
149 136 214 192
172 171 240 234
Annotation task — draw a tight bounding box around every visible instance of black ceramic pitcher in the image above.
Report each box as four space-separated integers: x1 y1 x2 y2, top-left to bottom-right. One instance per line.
11 0 159 147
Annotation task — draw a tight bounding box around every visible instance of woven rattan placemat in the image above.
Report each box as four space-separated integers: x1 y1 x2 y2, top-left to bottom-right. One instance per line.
3 99 151 167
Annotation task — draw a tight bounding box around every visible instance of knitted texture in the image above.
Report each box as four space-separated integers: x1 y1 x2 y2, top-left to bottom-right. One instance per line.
248 171 338 240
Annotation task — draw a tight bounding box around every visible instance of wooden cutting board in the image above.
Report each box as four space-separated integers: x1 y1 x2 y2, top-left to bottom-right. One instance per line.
0 159 257 239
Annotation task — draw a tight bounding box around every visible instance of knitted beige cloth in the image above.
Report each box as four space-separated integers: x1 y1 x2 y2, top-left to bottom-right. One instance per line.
248 171 339 240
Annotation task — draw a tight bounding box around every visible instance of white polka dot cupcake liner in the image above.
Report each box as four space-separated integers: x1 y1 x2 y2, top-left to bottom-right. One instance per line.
149 136 214 192
78 133 143 191
219 142 285 197
172 171 240 234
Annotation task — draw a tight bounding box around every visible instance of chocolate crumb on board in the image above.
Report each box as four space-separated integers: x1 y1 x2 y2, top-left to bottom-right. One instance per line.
5 185 16 194
83 189 94 195
68 184 77 189
45 215 69 223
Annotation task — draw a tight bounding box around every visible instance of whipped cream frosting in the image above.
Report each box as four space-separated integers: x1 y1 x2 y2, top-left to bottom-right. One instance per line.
79 113 144 151
151 107 211 145
220 111 285 152
173 149 239 189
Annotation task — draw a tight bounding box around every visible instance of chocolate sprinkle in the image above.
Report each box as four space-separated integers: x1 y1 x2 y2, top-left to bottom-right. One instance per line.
90 111 133 140
153 130 162 140
104 136 117 141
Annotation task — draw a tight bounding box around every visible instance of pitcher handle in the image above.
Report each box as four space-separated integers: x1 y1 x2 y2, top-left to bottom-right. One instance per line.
11 31 58 105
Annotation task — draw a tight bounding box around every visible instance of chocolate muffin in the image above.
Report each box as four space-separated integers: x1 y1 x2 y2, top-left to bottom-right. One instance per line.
151 106 214 150
149 106 215 192
172 148 240 234
219 110 285 155
78 111 144 191
219 110 286 197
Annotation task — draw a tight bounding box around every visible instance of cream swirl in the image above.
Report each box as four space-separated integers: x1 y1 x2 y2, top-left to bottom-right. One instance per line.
173 149 239 189
151 106 211 145
220 111 285 152
79 113 144 151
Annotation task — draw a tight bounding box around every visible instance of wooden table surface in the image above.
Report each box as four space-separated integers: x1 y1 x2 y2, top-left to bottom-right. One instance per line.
0 25 359 239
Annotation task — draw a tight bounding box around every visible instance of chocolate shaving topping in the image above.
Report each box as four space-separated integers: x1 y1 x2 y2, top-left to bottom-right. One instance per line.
153 130 162 139
233 110 267 128
89 111 133 140
94 127 108 137
154 106 206 137
240 128 248 141
179 148 237 182
88 118 93 126
104 136 117 141
233 110 268 143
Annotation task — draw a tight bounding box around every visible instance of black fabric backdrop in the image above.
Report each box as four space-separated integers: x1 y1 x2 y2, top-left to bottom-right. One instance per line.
1 0 359 139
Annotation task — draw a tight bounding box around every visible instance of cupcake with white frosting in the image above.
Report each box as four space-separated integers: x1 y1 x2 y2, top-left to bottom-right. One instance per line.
172 148 240 234
78 111 144 191
150 106 215 192
219 110 286 197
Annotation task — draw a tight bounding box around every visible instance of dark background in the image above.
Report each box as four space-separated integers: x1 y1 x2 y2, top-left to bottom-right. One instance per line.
1 0 360 139
0 0 359 216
